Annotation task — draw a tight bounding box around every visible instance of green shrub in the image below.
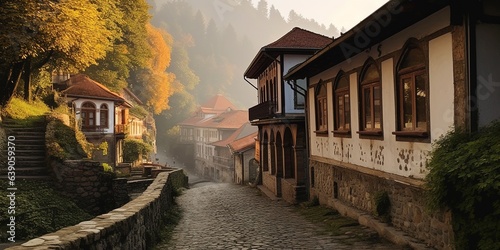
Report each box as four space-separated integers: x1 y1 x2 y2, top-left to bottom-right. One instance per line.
102 163 113 173
426 122 500 250
0 180 92 242
123 138 152 162
46 117 92 160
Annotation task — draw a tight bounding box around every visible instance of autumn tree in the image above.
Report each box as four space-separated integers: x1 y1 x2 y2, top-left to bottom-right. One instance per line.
85 0 151 91
0 0 115 105
130 24 179 114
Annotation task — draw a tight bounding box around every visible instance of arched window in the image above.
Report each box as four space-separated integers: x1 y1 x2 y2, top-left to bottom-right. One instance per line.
395 41 428 137
359 60 382 135
81 102 96 130
334 72 350 135
100 104 109 128
314 81 328 135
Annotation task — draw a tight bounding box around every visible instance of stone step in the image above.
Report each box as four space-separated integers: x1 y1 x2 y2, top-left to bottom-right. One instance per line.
0 167 49 176
1 149 46 155
0 175 51 180
7 139 45 145
8 132 45 141
7 161 46 168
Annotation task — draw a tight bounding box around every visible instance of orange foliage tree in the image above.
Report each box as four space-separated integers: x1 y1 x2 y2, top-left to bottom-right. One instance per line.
131 24 180 114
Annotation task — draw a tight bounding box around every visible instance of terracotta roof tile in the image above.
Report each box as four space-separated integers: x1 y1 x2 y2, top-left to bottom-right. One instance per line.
201 94 237 111
264 27 332 49
245 27 332 78
61 74 125 103
199 110 248 129
228 132 258 152
211 122 257 148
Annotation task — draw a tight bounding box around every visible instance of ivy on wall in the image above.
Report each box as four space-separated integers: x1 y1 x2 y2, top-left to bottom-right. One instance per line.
123 138 152 163
426 122 500 250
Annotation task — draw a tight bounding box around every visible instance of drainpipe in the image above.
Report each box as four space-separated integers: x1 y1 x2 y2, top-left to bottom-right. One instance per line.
303 78 311 200
244 76 257 90
465 1 478 132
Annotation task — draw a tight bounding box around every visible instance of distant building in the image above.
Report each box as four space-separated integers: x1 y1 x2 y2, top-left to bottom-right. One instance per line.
227 123 259 185
178 95 249 181
244 27 332 203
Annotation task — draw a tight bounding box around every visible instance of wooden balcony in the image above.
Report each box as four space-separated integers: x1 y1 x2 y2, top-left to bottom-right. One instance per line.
249 101 276 121
115 124 129 139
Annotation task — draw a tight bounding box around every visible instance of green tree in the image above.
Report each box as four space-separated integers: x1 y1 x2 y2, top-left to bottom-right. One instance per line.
85 0 151 91
0 0 115 105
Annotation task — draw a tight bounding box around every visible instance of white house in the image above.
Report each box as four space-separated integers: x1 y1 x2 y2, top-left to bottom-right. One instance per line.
58 74 131 166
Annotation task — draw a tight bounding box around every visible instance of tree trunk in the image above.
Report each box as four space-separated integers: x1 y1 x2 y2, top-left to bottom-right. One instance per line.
23 58 32 101
0 61 25 106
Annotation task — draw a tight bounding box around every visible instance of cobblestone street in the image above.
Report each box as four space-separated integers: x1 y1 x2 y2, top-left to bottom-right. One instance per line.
157 182 404 250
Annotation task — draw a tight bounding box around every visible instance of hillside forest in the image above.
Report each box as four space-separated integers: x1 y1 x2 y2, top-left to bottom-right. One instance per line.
0 0 341 150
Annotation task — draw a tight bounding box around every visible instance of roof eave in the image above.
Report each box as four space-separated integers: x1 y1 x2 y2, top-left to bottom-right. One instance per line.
63 94 125 103
285 0 450 80
244 47 324 79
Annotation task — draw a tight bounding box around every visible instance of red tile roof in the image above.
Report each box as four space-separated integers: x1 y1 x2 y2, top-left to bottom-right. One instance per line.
179 94 240 127
264 27 332 49
61 74 125 103
228 132 258 153
245 27 332 79
211 122 257 148
201 94 237 111
199 110 248 130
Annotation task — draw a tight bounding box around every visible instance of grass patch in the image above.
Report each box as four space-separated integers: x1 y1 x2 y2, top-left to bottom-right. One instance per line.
0 180 93 242
296 205 359 236
46 117 92 160
153 202 183 249
2 97 50 120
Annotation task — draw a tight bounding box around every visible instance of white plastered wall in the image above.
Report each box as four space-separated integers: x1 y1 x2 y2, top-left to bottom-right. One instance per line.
308 7 455 179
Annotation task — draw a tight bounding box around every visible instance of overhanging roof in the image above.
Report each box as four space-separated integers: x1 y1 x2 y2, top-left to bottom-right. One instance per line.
285 0 450 80
244 27 332 79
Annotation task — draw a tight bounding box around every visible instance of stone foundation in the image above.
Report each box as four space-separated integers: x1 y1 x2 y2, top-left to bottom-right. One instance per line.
8 169 187 250
310 160 454 249
262 171 277 195
281 178 306 204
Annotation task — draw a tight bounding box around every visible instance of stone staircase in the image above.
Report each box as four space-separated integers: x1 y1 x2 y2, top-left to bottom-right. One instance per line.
1 117 50 179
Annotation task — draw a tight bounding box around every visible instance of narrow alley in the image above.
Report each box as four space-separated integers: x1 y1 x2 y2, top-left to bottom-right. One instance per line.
156 181 405 250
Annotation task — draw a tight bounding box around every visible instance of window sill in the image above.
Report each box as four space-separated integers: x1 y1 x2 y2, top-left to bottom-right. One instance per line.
392 131 428 137
357 130 383 136
332 130 351 138
314 130 329 136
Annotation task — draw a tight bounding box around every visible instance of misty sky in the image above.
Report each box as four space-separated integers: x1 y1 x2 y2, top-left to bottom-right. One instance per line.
251 0 390 30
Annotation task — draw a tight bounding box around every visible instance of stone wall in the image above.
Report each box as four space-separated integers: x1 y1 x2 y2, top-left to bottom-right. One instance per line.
8 169 187 250
280 179 307 204
310 160 454 249
50 160 124 215
262 172 276 195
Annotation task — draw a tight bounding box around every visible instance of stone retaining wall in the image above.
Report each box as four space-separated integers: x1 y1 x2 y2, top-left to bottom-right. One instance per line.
310 160 454 249
51 160 126 215
8 169 187 250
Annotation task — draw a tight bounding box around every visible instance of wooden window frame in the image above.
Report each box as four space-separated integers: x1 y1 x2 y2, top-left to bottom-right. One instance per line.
100 104 109 128
314 82 328 136
333 73 351 137
358 61 383 138
393 44 430 141
81 102 96 130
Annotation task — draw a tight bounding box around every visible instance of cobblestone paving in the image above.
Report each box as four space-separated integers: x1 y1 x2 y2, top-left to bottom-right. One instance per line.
157 182 404 250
